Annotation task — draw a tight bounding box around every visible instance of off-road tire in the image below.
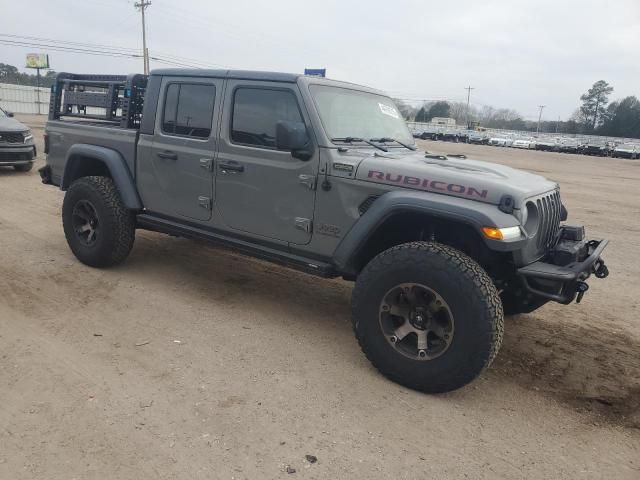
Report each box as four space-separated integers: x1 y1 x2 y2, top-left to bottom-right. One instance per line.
13 162 33 172
352 241 504 393
62 176 135 267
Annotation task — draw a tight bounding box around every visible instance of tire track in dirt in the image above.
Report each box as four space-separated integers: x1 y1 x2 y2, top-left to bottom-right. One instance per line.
494 314 640 429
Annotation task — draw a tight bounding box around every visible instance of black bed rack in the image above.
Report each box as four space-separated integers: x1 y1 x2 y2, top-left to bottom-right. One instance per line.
49 72 148 129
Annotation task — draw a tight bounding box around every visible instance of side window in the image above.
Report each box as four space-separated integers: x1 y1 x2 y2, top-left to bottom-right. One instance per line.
231 88 302 148
162 83 216 139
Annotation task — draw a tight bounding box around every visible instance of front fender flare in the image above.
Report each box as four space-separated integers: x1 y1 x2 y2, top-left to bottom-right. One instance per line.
61 144 142 210
333 190 524 274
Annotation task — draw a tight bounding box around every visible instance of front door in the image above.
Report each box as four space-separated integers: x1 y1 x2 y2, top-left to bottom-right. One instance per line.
143 77 222 221
215 82 318 244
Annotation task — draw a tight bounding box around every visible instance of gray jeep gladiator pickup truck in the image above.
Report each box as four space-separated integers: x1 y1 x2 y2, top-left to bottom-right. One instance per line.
40 70 609 392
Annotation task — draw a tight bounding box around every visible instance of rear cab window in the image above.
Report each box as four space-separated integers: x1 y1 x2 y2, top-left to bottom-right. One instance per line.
162 83 216 139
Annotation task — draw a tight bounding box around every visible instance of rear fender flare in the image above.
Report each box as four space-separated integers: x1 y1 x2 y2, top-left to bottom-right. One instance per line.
61 144 142 210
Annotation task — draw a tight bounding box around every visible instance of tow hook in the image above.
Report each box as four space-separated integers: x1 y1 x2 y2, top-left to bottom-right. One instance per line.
576 281 589 303
593 259 609 279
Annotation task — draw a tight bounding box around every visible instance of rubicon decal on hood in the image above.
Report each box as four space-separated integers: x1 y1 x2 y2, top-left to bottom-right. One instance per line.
367 170 488 199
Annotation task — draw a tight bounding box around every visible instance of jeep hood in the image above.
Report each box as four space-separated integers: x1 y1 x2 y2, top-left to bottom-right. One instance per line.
353 150 558 206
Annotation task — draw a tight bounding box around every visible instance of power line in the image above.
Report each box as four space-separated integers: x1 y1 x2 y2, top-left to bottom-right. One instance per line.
149 55 208 69
0 33 140 54
0 33 230 72
148 50 231 69
0 39 142 59
151 1 326 60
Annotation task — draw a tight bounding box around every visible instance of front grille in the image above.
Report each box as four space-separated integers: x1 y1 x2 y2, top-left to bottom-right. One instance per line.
0 132 25 144
535 190 562 252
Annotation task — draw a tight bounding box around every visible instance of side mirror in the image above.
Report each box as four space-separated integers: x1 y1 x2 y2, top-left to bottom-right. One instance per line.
276 120 312 160
6 111 14 117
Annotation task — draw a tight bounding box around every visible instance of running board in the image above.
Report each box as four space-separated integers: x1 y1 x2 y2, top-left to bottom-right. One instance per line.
136 214 337 278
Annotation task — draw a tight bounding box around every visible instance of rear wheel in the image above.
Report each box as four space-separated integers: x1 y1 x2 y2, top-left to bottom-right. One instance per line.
62 176 135 267
352 242 503 393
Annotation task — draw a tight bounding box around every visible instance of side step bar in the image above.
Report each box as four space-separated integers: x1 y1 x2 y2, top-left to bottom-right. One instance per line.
136 214 338 278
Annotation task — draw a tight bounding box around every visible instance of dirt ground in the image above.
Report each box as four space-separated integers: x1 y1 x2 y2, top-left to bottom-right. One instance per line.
0 115 638 479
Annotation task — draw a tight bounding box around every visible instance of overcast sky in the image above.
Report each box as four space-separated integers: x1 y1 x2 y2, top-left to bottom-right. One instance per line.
1 0 638 120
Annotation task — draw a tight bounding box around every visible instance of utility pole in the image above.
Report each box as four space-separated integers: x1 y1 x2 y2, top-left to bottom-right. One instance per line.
464 86 474 128
135 0 152 75
35 67 41 113
536 105 545 135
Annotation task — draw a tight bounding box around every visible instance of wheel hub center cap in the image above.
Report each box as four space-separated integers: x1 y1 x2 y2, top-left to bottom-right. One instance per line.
409 309 430 330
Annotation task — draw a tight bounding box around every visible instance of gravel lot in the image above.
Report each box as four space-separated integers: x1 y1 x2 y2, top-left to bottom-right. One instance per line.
1 115 638 479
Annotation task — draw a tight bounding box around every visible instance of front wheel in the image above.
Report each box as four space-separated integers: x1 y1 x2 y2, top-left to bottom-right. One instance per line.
352 242 504 393
62 176 135 267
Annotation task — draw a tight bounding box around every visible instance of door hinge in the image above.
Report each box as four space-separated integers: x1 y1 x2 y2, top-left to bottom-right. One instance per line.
198 196 212 210
199 158 214 172
294 217 312 233
298 174 316 190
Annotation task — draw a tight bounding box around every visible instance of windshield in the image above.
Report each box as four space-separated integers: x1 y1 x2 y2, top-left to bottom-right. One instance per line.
0 108 7 118
309 85 414 146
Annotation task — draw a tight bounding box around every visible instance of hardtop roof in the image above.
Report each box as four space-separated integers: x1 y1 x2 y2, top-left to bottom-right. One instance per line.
149 68 386 95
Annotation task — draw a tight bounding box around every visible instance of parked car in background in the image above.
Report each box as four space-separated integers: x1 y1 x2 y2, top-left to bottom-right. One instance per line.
581 141 611 157
512 138 536 149
558 139 579 154
467 131 489 144
488 136 513 147
0 107 36 172
612 142 640 159
535 138 558 152
441 128 461 142
412 126 440 140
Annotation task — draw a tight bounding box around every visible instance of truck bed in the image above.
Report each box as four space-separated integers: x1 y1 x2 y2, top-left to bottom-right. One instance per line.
46 119 138 187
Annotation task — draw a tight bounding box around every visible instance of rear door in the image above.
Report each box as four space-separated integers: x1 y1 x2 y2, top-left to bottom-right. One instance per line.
214 81 319 244
142 76 222 221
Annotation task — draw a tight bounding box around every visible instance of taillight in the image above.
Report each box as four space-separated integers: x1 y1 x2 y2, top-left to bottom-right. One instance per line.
44 133 49 154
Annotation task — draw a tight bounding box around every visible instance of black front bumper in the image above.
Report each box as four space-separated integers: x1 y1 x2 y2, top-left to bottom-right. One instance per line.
0 145 36 164
517 235 609 304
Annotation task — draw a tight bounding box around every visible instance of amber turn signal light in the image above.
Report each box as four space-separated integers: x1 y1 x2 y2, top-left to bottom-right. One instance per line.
482 226 522 241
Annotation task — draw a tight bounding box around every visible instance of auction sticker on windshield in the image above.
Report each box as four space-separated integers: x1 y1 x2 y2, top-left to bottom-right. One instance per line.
378 103 399 119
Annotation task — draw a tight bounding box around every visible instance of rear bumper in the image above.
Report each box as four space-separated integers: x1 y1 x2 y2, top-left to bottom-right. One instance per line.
517 238 609 304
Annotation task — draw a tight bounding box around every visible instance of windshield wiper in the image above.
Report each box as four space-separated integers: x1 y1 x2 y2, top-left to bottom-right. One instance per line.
370 137 417 151
331 137 388 152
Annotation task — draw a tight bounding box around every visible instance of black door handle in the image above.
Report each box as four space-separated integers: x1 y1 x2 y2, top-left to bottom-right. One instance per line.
218 162 244 173
157 151 177 160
